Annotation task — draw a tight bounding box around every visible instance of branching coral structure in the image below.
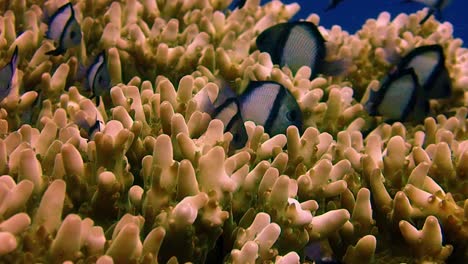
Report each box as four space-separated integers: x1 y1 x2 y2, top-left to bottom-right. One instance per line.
0 0 466 263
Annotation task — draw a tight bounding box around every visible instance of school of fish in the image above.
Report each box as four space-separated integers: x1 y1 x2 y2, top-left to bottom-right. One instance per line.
0 1 454 150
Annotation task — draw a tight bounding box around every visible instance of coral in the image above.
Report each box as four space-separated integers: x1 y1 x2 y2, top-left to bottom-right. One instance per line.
0 0 466 263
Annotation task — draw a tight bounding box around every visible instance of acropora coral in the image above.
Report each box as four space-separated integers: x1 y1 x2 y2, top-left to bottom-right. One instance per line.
0 0 466 263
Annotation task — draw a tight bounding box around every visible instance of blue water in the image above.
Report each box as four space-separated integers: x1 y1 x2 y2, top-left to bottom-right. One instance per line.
272 0 467 45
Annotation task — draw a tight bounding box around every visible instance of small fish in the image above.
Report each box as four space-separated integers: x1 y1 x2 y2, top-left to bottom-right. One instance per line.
87 51 111 106
325 0 345 11
403 0 451 24
395 44 451 99
365 68 429 123
239 81 303 136
45 2 82 56
199 80 303 152
0 46 19 102
88 118 103 139
256 22 349 79
75 114 103 140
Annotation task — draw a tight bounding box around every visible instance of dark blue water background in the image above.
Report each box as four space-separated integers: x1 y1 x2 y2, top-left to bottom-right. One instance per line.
271 0 467 45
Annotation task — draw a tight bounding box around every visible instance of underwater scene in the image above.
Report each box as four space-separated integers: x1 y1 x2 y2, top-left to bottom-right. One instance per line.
0 0 466 263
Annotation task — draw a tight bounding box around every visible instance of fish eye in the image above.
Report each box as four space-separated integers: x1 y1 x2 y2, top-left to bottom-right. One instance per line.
286 110 297 121
70 31 76 39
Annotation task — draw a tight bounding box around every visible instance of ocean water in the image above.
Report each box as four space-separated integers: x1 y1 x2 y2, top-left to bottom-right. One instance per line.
279 0 467 44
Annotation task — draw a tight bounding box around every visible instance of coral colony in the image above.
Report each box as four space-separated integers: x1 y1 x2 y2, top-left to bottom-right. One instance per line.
0 0 467 263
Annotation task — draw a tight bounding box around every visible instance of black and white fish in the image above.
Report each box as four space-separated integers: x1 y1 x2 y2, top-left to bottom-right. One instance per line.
200 81 303 152
0 46 19 102
239 81 303 136
365 68 429 123
87 51 111 106
88 118 103 139
45 2 82 56
256 21 349 79
403 0 451 24
75 114 103 140
395 44 451 99
325 0 345 11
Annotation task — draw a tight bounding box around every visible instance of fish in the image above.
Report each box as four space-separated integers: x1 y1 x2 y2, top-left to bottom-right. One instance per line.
304 241 340 264
325 0 345 11
88 118 103 139
395 44 451 99
75 114 103 140
365 68 429 123
256 21 326 78
230 0 247 9
239 81 303 136
256 21 349 79
199 80 303 152
403 0 451 24
45 2 82 56
87 51 111 106
0 46 19 102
